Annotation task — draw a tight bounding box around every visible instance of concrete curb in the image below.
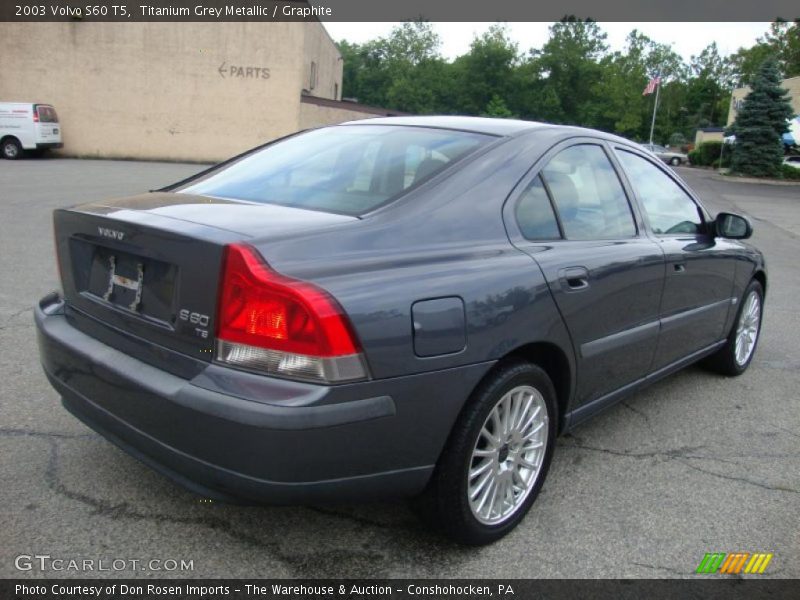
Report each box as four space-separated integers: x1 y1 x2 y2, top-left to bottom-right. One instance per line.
709 173 800 187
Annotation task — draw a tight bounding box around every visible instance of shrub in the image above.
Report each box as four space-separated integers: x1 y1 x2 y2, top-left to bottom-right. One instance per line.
697 141 723 166
781 163 800 180
688 142 723 166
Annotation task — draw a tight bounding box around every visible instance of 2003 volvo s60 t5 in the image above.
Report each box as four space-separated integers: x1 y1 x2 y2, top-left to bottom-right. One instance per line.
36 116 766 544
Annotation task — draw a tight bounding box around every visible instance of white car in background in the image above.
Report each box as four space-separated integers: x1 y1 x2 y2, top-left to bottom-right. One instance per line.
639 143 688 167
0 102 63 159
784 156 800 169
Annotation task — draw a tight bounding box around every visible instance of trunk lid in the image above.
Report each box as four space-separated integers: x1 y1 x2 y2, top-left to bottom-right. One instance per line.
54 192 356 363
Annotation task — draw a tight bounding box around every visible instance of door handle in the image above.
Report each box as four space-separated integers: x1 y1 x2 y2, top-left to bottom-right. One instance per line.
566 276 589 290
559 267 590 291
673 263 686 273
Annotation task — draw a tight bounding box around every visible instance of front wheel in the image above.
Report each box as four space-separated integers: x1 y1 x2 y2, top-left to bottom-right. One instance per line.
703 280 763 376
670 157 681 166
420 361 557 545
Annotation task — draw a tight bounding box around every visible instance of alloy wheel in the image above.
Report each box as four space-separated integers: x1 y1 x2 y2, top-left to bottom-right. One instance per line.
467 384 549 525
735 291 761 366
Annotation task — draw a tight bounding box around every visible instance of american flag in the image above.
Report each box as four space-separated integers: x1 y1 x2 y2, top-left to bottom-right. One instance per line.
643 76 661 96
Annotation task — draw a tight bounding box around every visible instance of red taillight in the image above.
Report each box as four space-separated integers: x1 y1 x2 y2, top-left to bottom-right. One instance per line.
32 106 39 123
215 244 367 383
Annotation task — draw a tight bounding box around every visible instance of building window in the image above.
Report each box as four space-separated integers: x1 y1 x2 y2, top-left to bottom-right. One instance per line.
310 62 317 91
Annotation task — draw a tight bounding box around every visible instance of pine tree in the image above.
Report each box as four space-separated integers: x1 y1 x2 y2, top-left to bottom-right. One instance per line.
729 58 794 177
483 95 514 118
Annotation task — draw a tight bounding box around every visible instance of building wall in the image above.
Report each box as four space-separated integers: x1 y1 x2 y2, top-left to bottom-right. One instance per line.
299 102 376 129
298 96 408 130
728 76 800 126
302 22 343 100
694 130 724 146
0 21 343 162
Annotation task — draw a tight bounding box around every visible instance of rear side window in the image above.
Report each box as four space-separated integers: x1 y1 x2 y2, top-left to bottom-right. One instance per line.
615 150 703 235
515 175 561 240
36 105 58 123
177 126 492 216
541 145 636 240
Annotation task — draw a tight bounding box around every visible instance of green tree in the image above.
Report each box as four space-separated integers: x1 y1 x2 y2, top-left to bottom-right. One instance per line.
451 25 519 116
684 43 734 129
337 21 448 112
483 94 514 118
528 19 608 125
336 20 793 145
590 31 685 140
729 20 800 84
729 58 794 177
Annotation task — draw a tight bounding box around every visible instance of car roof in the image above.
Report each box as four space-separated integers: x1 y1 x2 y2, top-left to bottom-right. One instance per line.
341 115 550 136
339 116 642 149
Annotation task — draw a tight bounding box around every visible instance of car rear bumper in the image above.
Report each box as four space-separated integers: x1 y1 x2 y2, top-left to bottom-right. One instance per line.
36 142 63 150
35 294 492 503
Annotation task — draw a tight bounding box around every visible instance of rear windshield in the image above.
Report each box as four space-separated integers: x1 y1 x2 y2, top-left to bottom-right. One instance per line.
36 105 58 123
176 125 492 215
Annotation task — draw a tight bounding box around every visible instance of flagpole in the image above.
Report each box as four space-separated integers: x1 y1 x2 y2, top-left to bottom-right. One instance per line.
648 78 660 146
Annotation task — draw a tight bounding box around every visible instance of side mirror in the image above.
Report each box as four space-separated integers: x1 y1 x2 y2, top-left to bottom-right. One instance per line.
715 212 752 239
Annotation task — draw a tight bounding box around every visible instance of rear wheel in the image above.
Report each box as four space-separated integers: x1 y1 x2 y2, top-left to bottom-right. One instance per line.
703 280 763 376
1 138 22 160
419 361 557 545
670 157 681 166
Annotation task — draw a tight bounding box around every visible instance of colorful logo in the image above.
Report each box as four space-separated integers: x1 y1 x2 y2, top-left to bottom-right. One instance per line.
696 552 773 574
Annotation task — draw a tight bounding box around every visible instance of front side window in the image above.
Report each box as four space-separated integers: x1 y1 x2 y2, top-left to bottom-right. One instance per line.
177 126 491 216
616 150 704 235
541 144 636 240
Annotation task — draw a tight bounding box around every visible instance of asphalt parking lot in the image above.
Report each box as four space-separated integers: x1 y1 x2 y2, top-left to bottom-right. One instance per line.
0 158 798 579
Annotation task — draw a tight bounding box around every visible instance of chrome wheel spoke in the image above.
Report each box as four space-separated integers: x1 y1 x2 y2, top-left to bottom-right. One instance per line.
521 440 544 452
484 479 498 516
522 420 545 440
475 477 495 512
472 447 495 458
467 384 549 525
480 426 501 448
469 459 493 479
470 470 493 500
512 468 528 490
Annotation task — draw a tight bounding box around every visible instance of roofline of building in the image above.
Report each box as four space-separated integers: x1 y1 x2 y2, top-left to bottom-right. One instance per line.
300 94 409 116
315 21 341 60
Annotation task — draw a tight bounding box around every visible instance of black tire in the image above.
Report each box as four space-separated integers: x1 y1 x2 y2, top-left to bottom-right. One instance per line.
670 157 681 166
703 279 764 376
1 137 23 160
416 360 557 545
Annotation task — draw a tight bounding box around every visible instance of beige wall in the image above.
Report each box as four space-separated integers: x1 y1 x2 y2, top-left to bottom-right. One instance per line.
298 96 408 130
302 22 343 100
299 101 378 129
727 76 800 126
694 130 724 146
0 21 343 162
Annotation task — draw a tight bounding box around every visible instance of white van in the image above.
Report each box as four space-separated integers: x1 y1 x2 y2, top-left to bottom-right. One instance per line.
0 102 63 159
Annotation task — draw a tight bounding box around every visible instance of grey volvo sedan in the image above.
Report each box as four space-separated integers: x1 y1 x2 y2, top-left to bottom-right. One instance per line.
36 116 765 545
